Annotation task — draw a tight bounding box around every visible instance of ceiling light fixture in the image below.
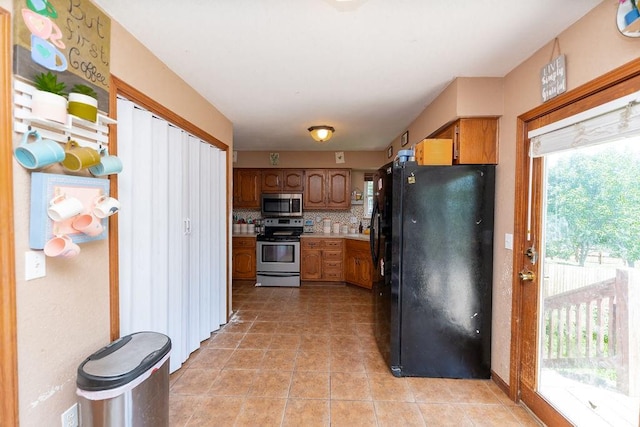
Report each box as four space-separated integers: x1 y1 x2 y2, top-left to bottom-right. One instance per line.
308 125 335 142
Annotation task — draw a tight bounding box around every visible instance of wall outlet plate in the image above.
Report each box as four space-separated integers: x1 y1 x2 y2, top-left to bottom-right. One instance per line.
61 403 78 427
25 251 46 280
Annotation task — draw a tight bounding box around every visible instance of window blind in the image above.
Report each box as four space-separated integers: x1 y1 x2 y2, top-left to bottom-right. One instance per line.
528 90 640 157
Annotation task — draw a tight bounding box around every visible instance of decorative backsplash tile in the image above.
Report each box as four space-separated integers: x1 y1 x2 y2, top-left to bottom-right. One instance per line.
233 204 370 234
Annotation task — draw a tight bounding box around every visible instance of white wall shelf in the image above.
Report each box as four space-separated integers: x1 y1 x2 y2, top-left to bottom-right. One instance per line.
13 79 116 152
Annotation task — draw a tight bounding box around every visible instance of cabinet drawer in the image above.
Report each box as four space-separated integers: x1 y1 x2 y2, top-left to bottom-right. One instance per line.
323 270 343 281
323 260 342 270
233 237 256 248
323 250 343 260
323 240 343 249
302 239 322 249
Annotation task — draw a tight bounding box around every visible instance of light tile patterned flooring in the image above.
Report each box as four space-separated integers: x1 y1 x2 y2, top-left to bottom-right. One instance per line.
169 281 541 426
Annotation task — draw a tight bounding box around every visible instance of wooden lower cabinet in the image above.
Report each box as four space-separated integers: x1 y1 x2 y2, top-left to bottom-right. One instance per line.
232 236 256 279
301 238 344 281
345 239 373 289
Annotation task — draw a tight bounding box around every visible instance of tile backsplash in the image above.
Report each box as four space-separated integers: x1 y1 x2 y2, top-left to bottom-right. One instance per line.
234 203 370 234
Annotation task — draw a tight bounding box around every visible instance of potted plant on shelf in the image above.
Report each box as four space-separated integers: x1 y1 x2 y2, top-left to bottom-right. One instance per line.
31 71 67 124
68 83 99 122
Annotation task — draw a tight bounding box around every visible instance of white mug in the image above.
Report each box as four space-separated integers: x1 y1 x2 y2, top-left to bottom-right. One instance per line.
72 214 104 237
47 194 84 222
93 195 120 218
44 235 81 258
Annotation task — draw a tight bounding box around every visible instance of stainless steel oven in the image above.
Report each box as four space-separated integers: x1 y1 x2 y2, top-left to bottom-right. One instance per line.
256 218 303 287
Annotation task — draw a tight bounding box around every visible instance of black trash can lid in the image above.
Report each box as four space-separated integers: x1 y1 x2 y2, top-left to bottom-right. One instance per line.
77 331 171 391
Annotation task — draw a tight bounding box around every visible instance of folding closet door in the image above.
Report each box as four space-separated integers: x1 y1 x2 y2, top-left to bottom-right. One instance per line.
116 98 227 373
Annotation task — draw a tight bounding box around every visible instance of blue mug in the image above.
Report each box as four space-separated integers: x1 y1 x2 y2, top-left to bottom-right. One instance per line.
89 150 123 176
14 130 65 169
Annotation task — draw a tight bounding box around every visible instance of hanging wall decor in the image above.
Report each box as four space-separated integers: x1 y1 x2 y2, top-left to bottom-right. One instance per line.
12 0 111 113
29 172 111 249
617 0 640 37
540 39 566 103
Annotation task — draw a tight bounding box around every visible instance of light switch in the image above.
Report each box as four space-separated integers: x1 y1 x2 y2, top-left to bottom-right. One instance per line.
504 233 513 250
25 251 46 281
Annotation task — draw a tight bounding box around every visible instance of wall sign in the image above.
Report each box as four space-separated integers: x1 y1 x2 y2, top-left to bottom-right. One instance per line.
13 0 111 112
540 54 566 103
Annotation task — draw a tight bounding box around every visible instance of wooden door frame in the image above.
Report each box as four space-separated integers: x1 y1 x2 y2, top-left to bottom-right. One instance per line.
0 7 19 427
510 57 640 425
108 76 231 340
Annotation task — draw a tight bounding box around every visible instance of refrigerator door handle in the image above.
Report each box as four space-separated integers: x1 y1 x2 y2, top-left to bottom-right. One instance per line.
370 199 381 265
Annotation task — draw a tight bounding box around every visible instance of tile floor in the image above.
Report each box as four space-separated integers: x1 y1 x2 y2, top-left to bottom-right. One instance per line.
169 281 542 426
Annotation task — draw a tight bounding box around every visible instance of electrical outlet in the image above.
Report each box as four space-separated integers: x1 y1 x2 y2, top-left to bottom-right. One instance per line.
25 251 46 281
61 403 78 427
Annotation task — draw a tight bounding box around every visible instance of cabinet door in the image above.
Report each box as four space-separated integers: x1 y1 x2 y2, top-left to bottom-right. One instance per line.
301 250 322 280
303 170 326 209
233 169 261 208
261 170 282 192
344 251 358 284
233 248 256 279
326 169 351 209
282 170 303 192
355 253 372 289
457 118 498 165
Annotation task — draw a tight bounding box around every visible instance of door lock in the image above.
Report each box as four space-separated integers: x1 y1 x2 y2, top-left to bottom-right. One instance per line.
524 246 538 264
519 270 536 281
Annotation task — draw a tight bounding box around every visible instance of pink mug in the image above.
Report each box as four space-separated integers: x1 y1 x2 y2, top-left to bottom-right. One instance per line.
44 235 80 258
72 214 104 237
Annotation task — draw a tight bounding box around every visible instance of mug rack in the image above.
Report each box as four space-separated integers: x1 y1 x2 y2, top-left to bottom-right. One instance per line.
13 78 116 153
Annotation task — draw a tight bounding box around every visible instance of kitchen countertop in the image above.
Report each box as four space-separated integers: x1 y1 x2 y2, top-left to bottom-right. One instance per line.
231 233 370 241
301 233 370 241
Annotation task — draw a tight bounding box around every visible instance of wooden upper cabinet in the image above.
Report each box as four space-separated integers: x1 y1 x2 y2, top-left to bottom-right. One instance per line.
261 169 304 193
303 169 351 210
431 117 498 164
303 170 327 209
326 169 350 209
233 169 261 208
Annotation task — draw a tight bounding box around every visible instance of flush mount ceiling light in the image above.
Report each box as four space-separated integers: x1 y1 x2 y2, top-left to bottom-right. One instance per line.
308 125 335 143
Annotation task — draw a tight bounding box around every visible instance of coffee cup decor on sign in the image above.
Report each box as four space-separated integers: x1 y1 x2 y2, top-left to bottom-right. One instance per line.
88 148 123 176
62 140 101 172
13 129 65 170
47 194 83 222
43 235 80 258
93 195 120 218
72 214 104 237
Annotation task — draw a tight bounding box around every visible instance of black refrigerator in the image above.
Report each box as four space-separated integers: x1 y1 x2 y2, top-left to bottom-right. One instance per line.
370 160 495 378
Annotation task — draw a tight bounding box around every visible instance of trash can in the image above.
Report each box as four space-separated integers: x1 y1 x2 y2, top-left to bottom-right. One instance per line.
76 331 171 427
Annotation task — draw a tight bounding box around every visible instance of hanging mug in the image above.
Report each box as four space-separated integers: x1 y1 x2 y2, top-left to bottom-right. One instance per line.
47 194 84 222
43 235 80 258
88 149 123 176
72 214 104 237
13 130 65 170
93 195 120 218
62 140 101 172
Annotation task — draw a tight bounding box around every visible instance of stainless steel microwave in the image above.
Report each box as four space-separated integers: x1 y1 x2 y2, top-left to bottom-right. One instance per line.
261 193 303 217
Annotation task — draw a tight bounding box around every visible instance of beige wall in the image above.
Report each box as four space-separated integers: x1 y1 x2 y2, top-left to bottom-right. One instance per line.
4 0 233 425
234 150 385 170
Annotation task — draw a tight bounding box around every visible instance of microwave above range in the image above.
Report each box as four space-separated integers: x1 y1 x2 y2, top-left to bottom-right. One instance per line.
261 193 303 217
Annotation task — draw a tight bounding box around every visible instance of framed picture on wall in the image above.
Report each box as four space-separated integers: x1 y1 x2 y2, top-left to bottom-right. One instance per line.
387 146 393 158
401 131 409 146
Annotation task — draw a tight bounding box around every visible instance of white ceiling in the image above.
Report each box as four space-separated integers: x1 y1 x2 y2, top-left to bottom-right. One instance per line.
93 0 602 152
